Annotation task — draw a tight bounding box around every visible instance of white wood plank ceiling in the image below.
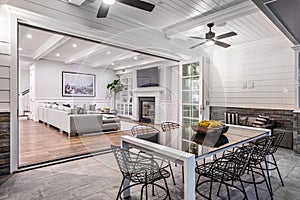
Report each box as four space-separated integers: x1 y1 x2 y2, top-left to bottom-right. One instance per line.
12 0 286 69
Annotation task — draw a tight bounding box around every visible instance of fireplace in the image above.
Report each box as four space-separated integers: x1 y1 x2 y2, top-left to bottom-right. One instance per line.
139 97 155 123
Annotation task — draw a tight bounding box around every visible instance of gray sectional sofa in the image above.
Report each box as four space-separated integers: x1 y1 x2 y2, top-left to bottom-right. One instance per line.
38 107 120 136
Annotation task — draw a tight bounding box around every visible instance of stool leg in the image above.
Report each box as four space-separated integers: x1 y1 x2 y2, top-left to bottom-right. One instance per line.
259 163 273 199
152 183 155 196
163 177 171 200
169 162 176 185
250 167 259 200
116 177 125 200
145 183 148 200
272 154 284 186
264 157 273 195
239 177 248 200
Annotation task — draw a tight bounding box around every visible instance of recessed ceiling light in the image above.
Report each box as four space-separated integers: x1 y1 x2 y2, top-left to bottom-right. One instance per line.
106 51 111 55
72 43 77 48
56 53 60 57
26 34 32 39
103 0 115 5
111 62 114 66
133 56 138 60
18 47 23 51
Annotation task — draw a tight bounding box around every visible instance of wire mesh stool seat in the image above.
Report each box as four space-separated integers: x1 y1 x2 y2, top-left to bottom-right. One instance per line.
131 125 161 143
253 132 285 195
161 122 182 132
111 145 171 200
131 125 176 185
195 146 256 200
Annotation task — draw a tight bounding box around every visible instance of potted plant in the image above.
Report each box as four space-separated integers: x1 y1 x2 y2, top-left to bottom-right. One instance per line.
107 79 124 114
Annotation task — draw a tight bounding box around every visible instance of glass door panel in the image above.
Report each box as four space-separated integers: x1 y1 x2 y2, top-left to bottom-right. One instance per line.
182 78 191 90
182 64 191 76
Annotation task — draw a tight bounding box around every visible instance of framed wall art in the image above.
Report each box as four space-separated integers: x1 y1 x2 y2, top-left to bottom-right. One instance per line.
62 72 95 97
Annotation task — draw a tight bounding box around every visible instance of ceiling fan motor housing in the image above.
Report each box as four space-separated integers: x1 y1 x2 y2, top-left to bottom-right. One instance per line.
206 32 215 39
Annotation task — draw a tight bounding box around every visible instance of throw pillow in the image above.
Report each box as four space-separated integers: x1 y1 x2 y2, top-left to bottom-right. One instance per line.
71 108 78 114
57 105 64 110
253 116 269 127
259 115 270 120
89 104 96 111
77 107 85 114
63 103 71 108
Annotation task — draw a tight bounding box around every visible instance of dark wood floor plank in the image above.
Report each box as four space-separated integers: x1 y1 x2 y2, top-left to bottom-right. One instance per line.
19 120 129 167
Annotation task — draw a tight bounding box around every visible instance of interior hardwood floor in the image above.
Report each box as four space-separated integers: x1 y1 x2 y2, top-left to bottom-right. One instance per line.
19 119 130 167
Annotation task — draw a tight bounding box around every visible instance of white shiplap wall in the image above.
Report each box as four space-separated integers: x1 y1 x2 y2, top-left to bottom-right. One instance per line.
210 37 295 110
0 6 10 112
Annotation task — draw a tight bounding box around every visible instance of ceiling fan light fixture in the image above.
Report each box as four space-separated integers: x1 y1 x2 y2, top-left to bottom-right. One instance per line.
103 0 115 5
206 40 214 46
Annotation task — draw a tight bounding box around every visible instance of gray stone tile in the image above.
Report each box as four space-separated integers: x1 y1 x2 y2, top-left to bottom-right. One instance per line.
277 158 298 168
1 148 300 200
273 187 300 200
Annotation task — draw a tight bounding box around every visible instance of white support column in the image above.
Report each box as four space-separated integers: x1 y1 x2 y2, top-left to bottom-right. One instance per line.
292 45 300 108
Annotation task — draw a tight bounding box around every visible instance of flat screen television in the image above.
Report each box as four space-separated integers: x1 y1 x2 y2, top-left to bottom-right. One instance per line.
137 67 160 88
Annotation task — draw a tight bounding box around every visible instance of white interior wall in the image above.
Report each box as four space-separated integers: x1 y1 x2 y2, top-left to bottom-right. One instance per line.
34 59 117 106
28 59 118 121
19 69 30 115
210 37 295 110
19 69 29 93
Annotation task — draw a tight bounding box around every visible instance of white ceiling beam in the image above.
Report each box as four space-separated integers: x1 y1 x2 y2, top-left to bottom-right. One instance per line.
91 52 140 67
112 57 163 70
64 44 108 64
67 0 87 6
0 0 9 5
32 35 70 60
164 1 259 38
115 52 140 61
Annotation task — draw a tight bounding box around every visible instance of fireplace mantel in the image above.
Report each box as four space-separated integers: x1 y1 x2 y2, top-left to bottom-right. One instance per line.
133 87 165 93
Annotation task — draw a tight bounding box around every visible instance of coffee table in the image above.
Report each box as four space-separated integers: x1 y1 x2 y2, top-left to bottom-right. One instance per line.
121 124 271 200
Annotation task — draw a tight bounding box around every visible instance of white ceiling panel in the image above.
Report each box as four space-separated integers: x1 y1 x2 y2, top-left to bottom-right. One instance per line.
45 38 97 60
186 11 282 49
19 26 55 55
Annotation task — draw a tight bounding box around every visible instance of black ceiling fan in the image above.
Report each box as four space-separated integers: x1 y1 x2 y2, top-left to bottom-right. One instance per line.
189 23 237 49
97 0 155 18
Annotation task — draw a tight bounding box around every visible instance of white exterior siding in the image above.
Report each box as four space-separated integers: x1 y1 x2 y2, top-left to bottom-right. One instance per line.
0 6 10 112
210 37 295 110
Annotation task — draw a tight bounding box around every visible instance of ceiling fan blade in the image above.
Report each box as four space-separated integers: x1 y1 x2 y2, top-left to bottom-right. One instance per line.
215 40 231 48
97 3 110 18
118 0 155 12
190 41 207 49
190 36 205 40
215 31 237 40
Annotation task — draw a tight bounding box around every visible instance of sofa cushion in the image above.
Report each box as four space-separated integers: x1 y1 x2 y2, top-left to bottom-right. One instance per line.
70 114 103 134
103 116 120 124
